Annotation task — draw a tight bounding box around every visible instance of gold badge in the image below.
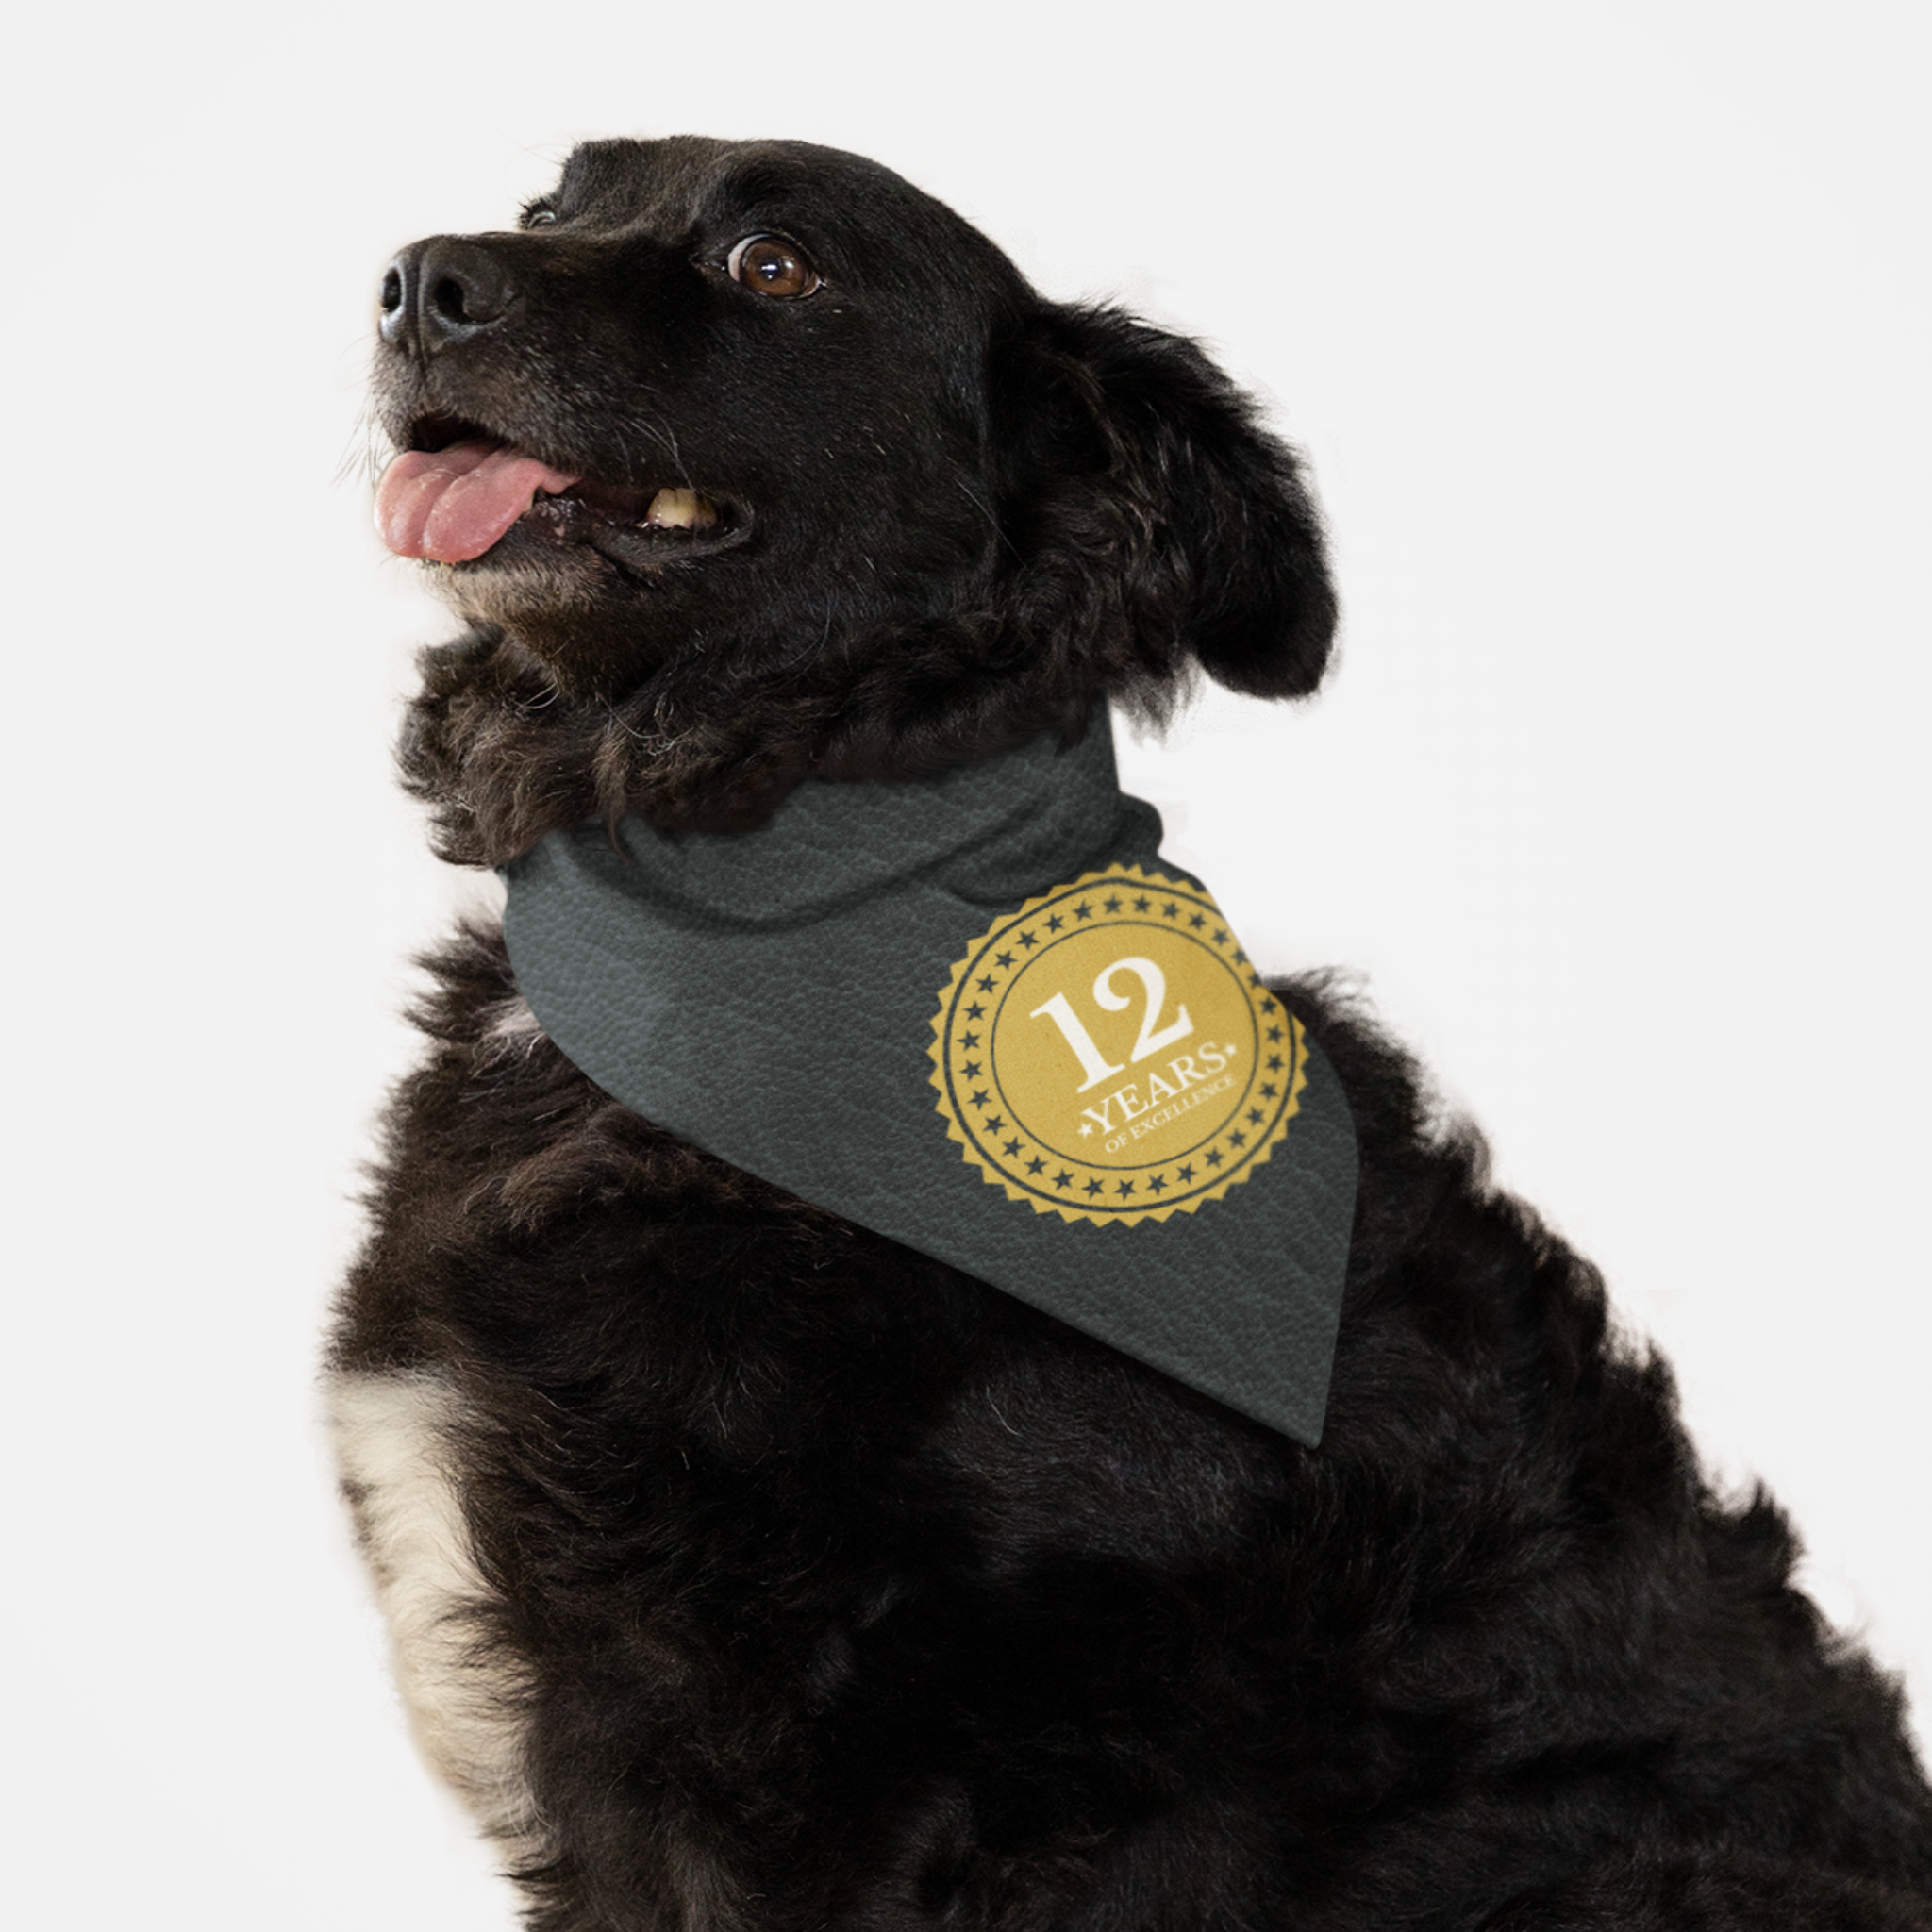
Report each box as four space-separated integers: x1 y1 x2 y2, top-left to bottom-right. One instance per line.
928 868 1308 1225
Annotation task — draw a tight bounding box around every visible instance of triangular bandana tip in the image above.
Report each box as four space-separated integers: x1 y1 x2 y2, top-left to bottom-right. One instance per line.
502 716 1358 1445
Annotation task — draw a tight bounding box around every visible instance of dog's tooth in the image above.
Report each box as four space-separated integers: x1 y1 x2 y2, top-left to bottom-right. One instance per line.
644 488 717 530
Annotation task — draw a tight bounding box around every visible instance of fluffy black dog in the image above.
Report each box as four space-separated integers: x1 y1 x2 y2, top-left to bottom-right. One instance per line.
333 136 1932 1931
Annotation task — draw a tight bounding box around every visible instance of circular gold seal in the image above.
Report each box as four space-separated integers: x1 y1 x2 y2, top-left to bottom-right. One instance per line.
928 867 1308 1226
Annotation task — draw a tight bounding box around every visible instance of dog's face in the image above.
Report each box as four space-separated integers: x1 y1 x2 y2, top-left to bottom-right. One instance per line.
375 137 1036 691
374 137 1338 858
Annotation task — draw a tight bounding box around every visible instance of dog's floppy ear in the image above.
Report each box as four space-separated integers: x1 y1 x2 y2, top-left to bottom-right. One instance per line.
999 303 1337 702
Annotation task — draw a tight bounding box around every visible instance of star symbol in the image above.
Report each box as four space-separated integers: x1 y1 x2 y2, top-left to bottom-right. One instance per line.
1267 1024 1283 1043
1074 902 1093 921
1161 901 1178 920
982 1113 1005 1132
1132 895 1150 913
969 1088 990 1107
1025 1155 1045 1174
1078 1122 1093 1137
958 1031 980 1050
1212 928 1227 945
966 1002 985 1021
1148 1174 1169 1192
1246 970 1263 987
1053 1170 1074 1190
976 974 998 993
1221 1042 1240 1058
1233 950 1248 966
994 951 1015 970
1115 1179 1137 1197
1206 1149 1224 1168
1189 912 1206 929
1267 1054 1283 1072
1002 1137 1024 1158
962 1061 983 1080
1103 896 1122 914
1017 929 1038 949
1260 1083 1278 1100
1246 1108 1264 1127
1228 1129 1247 1149
1084 1178 1106 1196
1260 996 1278 1013
1045 913 1064 932
1176 1164 1196 1183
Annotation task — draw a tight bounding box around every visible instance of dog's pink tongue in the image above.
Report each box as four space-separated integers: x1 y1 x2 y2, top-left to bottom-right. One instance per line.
375 441 582 562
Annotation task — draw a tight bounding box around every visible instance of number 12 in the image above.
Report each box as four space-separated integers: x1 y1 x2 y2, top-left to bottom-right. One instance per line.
1029 956 1194 1092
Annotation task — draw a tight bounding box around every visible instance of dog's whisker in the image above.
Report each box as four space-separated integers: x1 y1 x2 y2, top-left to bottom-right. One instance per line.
336 398 393 491
955 478 1022 561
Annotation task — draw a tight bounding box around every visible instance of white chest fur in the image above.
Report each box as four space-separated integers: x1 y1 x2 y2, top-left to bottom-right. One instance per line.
328 1370 544 1864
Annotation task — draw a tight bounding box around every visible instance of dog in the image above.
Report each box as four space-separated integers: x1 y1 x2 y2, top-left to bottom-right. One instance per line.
332 135 1932 1930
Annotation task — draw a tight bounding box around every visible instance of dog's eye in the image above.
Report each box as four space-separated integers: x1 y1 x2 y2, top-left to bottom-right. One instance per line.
520 203 558 230
727 235 820 299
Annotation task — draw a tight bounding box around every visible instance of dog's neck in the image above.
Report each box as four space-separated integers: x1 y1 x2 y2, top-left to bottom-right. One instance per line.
591 705 1151 922
400 622 1117 862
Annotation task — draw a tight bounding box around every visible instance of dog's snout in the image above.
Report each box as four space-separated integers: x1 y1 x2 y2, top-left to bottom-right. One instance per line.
379 238 516 356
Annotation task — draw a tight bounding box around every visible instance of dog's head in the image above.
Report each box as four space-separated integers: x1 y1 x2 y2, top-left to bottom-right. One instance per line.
373 136 1336 861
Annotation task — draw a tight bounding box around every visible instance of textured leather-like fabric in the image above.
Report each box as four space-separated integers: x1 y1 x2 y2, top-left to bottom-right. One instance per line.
501 714 1357 1444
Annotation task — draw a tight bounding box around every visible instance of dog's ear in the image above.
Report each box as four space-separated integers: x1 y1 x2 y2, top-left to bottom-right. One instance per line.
997 303 1337 702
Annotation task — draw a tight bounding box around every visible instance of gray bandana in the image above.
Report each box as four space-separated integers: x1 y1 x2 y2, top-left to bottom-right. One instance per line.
501 712 1357 1444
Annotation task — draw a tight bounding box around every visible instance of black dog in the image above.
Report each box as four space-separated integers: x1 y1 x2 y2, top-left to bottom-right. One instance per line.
333 136 1932 1930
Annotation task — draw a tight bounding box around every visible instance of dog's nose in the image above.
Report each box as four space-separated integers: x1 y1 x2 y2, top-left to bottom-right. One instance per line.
379 239 516 355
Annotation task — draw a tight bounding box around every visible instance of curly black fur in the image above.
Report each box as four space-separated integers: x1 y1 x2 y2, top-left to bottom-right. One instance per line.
335 136 1932 1930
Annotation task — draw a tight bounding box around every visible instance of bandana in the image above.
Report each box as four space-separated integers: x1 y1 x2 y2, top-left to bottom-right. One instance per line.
501 711 1357 1445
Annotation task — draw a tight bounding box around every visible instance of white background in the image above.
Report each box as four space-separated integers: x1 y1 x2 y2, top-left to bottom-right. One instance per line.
2 3 1926 1925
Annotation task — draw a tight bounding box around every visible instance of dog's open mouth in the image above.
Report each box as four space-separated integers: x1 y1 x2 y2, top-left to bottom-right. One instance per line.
375 418 745 571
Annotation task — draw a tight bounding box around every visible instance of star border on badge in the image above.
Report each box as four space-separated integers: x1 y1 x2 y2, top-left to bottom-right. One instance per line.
927 866 1309 1227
